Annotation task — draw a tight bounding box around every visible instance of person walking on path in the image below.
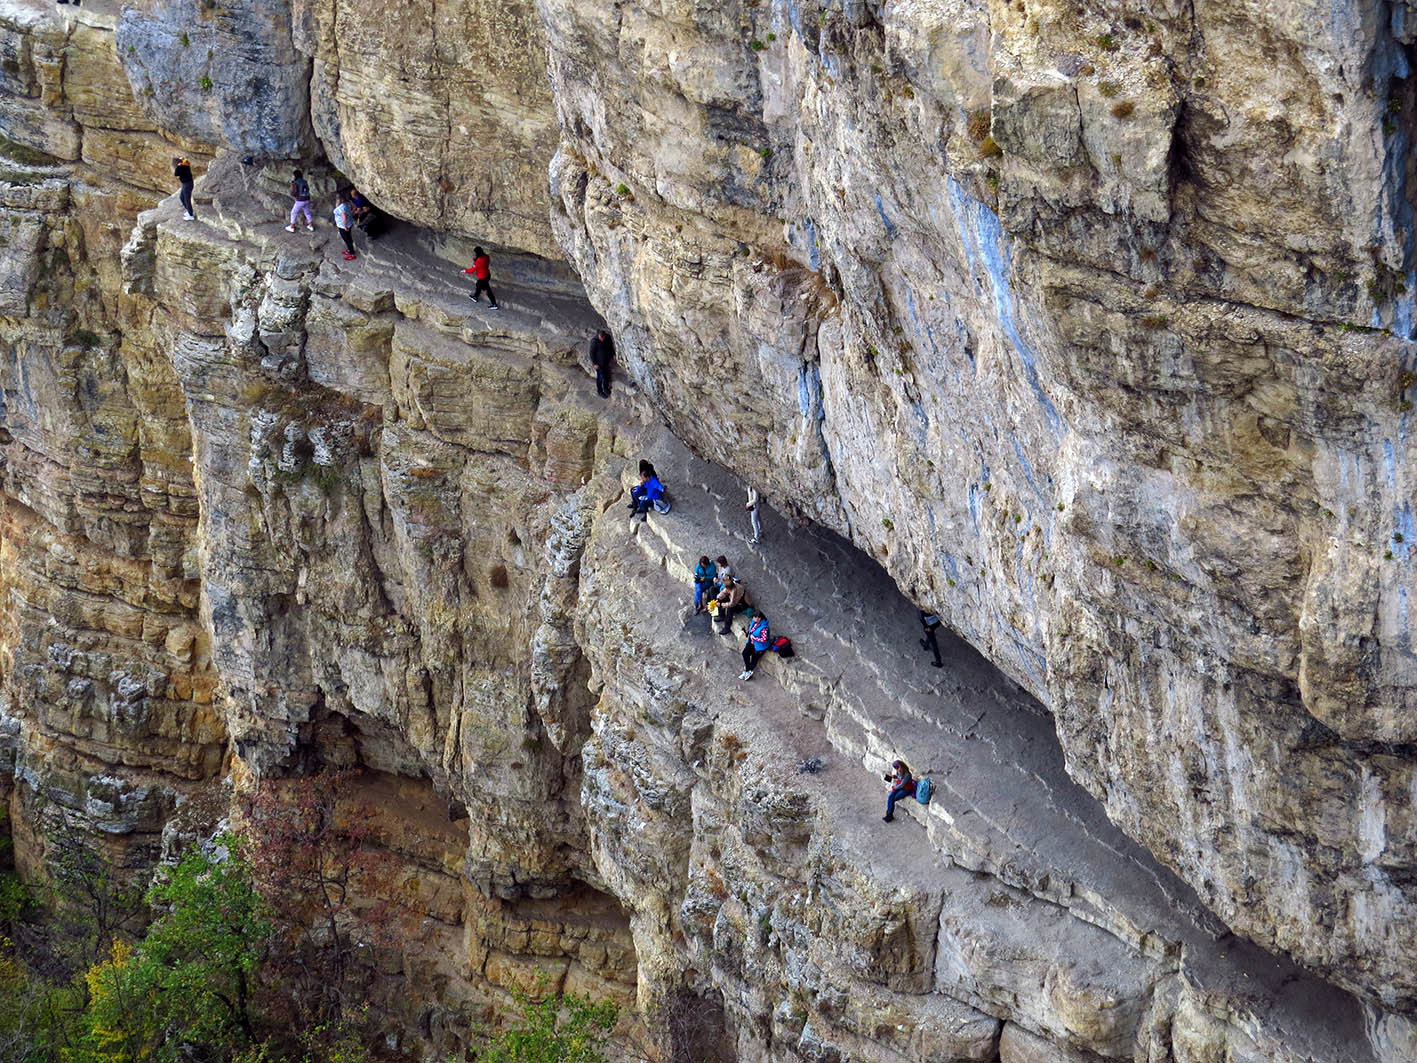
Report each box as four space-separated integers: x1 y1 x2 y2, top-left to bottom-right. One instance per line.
589 329 614 397
286 168 315 232
172 156 195 221
919 609 944 668
740 612 771 680
883 760 915 822
745 486 761 543
692 556 718 613
462 246 499 309
333 190 357 260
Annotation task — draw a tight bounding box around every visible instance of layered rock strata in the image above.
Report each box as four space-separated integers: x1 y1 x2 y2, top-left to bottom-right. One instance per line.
1 0 1416 1059
539 0 1417 1013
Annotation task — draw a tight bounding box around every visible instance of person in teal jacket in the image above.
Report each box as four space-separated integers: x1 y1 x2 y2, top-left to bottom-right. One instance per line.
739 613 771 680
692 556 718 613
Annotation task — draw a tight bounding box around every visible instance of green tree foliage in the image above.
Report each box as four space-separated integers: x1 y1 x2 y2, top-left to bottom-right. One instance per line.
78 833 271 1062
478 988 619 1063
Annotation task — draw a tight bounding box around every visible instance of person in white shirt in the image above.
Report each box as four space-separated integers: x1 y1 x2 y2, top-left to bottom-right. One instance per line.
746 486 761 544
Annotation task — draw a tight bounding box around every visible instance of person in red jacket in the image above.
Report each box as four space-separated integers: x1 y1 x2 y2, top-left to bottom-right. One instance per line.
461 246 499 309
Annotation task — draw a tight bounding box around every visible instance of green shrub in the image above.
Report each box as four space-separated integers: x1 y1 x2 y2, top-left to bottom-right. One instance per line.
480 987 618 1063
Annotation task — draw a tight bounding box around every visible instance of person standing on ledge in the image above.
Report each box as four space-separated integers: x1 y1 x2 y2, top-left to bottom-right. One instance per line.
285 168 314 232
919 608 944 668
745 485 761 544
462 246 499 309
332 190 357 261
172 156 195 221
589 328 614 397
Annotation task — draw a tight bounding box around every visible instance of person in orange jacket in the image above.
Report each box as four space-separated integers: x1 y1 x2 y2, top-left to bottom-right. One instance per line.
462 246 499 309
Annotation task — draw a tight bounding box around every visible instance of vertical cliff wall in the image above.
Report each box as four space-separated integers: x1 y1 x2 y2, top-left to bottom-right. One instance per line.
1 0 1416 1060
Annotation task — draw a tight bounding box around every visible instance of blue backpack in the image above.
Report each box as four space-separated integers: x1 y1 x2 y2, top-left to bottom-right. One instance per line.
915 777 933 804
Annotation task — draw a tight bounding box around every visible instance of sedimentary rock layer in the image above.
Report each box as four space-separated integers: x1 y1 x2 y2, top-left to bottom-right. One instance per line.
1 0 1416 1058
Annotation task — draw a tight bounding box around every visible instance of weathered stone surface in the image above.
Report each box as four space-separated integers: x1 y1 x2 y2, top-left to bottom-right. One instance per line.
540 0 1417 1012
115 0 313 158
291 0 561 255
2 0 1417 1059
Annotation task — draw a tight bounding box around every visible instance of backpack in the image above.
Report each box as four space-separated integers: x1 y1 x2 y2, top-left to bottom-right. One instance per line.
291 176 310 200
771 636 794 658
915 777 932 804
652 497 671 514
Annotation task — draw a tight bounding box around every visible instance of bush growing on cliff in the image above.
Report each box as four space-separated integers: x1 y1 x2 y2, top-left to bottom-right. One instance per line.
79 834 270 1062
478 987 618 1063
240 770 408 1032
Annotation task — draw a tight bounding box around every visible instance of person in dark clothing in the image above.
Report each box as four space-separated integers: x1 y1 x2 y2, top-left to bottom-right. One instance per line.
883 760 915 822
919 609 944 668
172 157 195 220
350 188 379 239
462 246 499 309
739 613 771 680
286 168 314 232
589 329 614 397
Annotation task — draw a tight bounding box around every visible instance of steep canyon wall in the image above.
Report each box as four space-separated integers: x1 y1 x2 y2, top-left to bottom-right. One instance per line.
1 0 1416 1060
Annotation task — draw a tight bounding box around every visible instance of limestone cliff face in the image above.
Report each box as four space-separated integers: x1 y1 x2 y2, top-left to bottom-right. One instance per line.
538 0 1417 1013
2 0 1417 1061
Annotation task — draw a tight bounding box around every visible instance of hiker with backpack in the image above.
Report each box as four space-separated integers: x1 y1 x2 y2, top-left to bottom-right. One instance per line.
462 246 499 309
882 760 915 822
589 329 614 397
919 609 944 668
333 190 357 260
286 169 314 232
172 156 195 221
692 556 718 613
739 612 771 680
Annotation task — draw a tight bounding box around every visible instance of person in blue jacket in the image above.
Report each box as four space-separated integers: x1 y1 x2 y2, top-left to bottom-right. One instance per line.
628 469 665 521
739 612 771 680
692 556 718 613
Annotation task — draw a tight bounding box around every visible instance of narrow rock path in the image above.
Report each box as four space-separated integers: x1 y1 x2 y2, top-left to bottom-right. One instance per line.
603 364 1376 1063
179 157 1377 1060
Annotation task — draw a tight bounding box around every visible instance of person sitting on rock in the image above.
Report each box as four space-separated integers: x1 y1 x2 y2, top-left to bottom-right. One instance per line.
350 188 379 239
883 760 915 822
631 467 668 521
692 555 718 614
628 469 665 521
739 611 771 680
714 576 747 634
712 555 733 594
